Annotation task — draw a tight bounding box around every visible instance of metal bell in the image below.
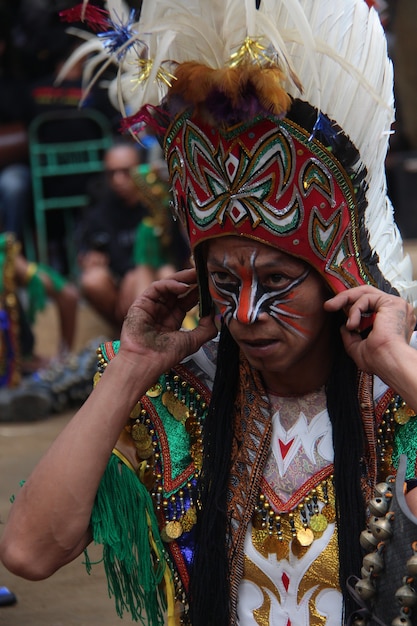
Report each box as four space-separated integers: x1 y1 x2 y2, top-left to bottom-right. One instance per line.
368 516 382 534
375 481 392 498
355 576 377 601
406 545 417 576
369 516 393 541
395 582 417 607
362 550 385 575
360 528 379 551
368 496 390 517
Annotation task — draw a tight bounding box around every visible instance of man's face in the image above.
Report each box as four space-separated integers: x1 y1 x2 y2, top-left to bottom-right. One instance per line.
206 236 334 392
104 145 140 204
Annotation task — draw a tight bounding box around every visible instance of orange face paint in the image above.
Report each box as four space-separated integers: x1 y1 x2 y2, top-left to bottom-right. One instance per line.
208 250 310 333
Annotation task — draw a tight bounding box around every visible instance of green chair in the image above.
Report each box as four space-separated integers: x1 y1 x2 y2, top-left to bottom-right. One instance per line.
28 108 113 277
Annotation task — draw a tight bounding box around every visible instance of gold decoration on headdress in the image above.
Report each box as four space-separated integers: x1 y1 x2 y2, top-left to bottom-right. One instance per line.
131 58 177 90
229 36 273 68
229 36 302 94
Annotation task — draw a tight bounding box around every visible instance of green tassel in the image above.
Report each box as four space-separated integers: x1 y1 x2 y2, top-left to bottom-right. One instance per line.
87 454 167 625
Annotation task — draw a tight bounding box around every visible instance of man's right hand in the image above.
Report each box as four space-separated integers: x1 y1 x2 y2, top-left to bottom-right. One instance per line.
118 268 217 376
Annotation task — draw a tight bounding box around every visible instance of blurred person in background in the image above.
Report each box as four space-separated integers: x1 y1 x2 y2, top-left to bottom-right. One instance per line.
77 141 158 331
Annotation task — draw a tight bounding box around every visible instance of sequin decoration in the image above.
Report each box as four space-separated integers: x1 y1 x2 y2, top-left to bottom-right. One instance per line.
166 112 374 294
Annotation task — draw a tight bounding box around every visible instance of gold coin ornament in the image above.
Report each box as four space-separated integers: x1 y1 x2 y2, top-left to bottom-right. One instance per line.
263 534 282 556
93 371 101 387
394 403 416 425
274 539 289 561
131 422 154 459
181 506 197 532
162 390 189 422
163 520 183 541
146 383 163 398
296 528 315 547
136 447 153 461
131 423 149 441
308 513 328 533
129 402 142 420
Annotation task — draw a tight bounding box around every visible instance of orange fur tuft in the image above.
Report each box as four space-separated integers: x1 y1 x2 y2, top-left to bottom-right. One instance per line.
207 67 241 100
247 67 292 116
170 62 215 105
169 61 291 119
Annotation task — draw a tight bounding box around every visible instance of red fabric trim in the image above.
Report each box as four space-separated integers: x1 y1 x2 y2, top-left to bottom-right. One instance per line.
261 464 334 513
375 386 395 424
167 540 190 592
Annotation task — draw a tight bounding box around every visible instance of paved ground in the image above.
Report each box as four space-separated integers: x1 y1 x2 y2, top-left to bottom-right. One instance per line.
1 240 417 625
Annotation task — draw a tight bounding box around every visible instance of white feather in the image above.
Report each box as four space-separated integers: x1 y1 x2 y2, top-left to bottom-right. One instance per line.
55 38 102 86
67 0 417 304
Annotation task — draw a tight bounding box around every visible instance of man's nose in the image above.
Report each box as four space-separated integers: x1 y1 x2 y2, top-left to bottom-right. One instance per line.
234 284 259 324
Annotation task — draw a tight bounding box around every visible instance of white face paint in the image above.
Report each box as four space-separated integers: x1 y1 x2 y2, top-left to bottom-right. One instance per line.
208 249 310 335
206 237 334 394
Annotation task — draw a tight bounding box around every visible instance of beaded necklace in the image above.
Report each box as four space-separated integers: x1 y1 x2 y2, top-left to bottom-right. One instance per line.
253 475 336 558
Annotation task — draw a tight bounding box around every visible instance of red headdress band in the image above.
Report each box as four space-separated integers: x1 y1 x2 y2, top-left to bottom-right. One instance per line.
166 111 374 296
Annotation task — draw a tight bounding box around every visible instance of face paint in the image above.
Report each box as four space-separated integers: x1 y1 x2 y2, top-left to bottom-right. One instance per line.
208 250 310 333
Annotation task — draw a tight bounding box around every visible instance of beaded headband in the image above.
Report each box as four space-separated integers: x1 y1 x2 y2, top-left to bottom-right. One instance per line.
166 111 373 296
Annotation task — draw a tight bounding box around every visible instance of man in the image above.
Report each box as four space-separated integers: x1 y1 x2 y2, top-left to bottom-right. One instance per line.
78 141 150 329
2 1 417 625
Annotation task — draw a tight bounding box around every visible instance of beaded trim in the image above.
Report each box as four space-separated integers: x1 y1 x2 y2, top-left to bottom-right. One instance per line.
253 474 336 556
96 343 209 614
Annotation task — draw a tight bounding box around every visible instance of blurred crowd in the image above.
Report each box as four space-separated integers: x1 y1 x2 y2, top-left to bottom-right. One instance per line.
0 0 417 610
0 0 193 426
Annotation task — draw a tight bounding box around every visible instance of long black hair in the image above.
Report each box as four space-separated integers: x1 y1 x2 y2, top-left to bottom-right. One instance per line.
189 323 239 625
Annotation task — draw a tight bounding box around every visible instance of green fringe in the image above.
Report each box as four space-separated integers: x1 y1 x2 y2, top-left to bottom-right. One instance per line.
134 219 167 269
86 453 167 625
37 263 67 293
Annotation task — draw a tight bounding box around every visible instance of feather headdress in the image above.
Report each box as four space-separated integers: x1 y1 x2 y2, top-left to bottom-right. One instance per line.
60 0 417 305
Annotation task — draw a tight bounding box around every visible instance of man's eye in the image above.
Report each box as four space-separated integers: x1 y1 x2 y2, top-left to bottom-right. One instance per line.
264 274 288 287
211 271 237 286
